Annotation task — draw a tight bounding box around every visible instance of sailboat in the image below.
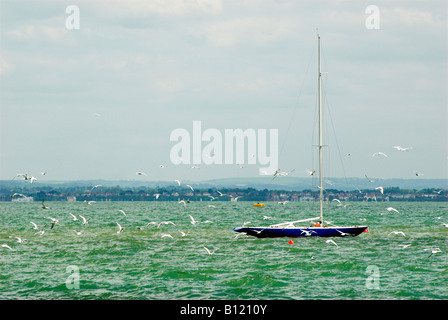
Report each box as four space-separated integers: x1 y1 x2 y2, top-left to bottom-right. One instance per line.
233 34 368 238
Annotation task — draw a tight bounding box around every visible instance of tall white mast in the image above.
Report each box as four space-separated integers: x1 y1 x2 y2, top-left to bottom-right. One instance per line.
318 33 324 225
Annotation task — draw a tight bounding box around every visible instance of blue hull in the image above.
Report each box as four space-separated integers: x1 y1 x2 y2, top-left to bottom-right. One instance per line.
233 226 368 238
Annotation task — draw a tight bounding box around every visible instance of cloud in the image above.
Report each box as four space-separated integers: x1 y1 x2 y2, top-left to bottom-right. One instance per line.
93 0 222 17
0 56 14 75
192 16 299 47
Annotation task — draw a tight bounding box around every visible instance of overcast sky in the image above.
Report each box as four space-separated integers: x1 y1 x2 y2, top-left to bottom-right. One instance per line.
0 0 446 183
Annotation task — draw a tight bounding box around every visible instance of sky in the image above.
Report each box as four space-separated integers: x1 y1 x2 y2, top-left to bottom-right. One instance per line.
0 0 447 183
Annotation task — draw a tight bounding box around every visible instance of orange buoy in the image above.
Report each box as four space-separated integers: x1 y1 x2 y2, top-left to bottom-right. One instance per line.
288 239 294 245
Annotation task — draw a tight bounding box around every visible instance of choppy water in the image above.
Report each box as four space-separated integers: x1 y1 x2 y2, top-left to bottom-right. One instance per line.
0 201 447 300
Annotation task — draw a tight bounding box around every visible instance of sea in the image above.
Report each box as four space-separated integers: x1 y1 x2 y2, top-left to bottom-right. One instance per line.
0 200 447 302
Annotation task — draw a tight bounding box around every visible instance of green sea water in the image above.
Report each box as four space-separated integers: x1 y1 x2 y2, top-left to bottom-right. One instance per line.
0 201 447 300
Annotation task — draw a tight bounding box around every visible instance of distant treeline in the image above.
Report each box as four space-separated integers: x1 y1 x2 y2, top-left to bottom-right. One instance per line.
1 184 447 202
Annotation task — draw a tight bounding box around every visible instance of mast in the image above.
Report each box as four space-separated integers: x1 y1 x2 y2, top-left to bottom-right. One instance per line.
318 33 324 225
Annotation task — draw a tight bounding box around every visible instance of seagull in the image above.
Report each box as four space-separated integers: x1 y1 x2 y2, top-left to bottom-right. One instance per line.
84 200 96 205
425 247 442 258
189 215 199 225
186 185 194 192
393 146 413 152
376 187 384 194
386 207 400 213
203 246 218 255
41 171 47 175
46 217 59 230
36 225 46 236
41 200 49 209
336 229 351 237
29 176 37 183
179 199 187 207
263 215 272 220
231 196 243 201
208 196 217 201
161 233 173 239
217 191 226 197
90 184 102 191
441 223 448 228
118 209 126 216
332 199 342 204
30 221 39 230
13 236 27 243
157 221 175 228
371 152 388 158
1 244 13 251
145 222 158 228
74 230 82 236
174 179 181 186
301 230 317 237
79 215 90 225
388 231 406 237
12 193 26 198
179 231 189 237
154 193 160 199
278 201 289 205
415 172 424 177
365 174 375 183
326 239 338 246
136 171 147 176
190 165 200 169
69 213 78 221
159 165 165 168
235 232 247 238
272 169 295 180
116 222 124 233
306 170 315 176
398 244 412 249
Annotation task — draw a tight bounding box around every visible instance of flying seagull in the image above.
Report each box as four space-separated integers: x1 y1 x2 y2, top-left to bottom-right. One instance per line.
189 215 199 225
326 239 338 246
116 222 124 233
118 209 126 216
46 217 59 230
424 247 441 259
203 246 219 255
393 146 413 152
371 152 388 158
41 200 49 209
69 213 78 221
79 215 90 225
388 231 406 237
386 207 400 213
1 244 13 251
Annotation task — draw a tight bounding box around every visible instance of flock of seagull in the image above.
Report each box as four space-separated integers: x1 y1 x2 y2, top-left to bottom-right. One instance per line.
4 148 445 260
1 196 445 260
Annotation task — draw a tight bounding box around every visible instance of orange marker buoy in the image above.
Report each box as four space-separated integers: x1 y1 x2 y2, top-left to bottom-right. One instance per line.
288 239 294 245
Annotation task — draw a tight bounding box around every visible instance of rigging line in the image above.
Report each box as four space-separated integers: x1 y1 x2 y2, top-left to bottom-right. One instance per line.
319 36 349 190
322 83 350 190
278 38 317 160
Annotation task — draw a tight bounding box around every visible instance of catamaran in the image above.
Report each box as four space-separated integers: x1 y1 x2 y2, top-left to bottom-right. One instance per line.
233 34 368 238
